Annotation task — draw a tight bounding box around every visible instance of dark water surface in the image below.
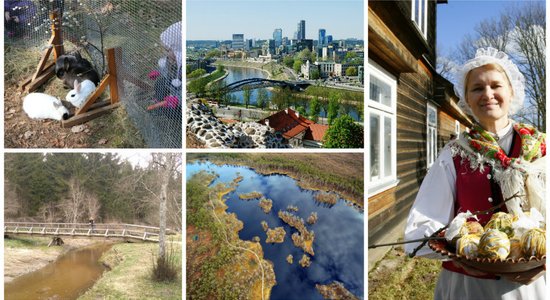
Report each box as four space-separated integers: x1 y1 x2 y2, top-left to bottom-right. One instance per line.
187 161 364 300
5 242 113 300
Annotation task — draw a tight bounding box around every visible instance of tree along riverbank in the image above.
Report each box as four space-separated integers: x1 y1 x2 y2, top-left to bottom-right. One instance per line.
187 153 364 208
4 236 98 283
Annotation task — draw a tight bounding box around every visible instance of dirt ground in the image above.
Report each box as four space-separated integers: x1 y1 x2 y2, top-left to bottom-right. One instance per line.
4 237 99 283
4 43 146 148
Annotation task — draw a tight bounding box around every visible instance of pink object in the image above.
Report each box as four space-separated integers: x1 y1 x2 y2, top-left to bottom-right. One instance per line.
163 95 179 108
147 96 179 111
148 70 161 80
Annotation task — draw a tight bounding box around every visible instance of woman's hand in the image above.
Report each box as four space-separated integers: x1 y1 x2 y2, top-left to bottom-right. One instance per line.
499 265 546 285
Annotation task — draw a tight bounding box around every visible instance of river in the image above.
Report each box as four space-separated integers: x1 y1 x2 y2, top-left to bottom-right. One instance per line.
5 242 113 300
187 161 364 300
222 66 361 121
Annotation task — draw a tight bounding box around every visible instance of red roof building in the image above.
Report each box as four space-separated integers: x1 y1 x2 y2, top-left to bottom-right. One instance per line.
259 108 328 148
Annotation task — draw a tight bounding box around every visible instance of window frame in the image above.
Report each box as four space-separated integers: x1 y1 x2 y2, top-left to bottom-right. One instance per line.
426 103 438 168
368 60 398 195
411 0 428 38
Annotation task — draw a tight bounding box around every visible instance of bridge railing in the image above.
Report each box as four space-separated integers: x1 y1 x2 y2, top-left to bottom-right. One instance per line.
4 222 174 242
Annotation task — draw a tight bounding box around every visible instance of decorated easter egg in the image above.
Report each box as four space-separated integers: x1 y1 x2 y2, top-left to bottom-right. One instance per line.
478 229 510 260
456 234 481 258
507 238 524 260
521 228 546 258
484 212 514 238
461 221 484 236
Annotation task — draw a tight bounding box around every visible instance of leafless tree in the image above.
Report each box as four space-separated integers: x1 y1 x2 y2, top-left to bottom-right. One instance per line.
507 5 546 129
150 153 182 259
39 202 60 223
59 177 102 224
86 194 102 221
60 177 88 223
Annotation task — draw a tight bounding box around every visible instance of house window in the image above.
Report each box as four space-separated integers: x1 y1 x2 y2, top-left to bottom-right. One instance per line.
368 61 397 194
411 0 428 38
427 104 437 168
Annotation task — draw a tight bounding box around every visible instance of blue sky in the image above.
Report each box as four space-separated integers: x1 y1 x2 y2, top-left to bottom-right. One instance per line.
186 0 363 40
437 0 546 56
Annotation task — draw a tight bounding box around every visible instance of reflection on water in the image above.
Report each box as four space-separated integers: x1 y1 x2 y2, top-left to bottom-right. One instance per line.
187 161 364 300
223 66 271 105
5 243 113 300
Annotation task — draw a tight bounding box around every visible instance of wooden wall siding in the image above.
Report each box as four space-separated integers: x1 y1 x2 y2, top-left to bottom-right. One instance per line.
368 185 397 219
368 0 443 240
368 186 397 232
368 7 416 74
439 110 457 148
368 1 437 68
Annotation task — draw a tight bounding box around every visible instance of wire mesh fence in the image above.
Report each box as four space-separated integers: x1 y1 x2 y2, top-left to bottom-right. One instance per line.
5 0 182 148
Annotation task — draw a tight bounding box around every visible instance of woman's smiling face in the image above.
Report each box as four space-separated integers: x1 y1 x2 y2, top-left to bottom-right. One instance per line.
465 65 513 130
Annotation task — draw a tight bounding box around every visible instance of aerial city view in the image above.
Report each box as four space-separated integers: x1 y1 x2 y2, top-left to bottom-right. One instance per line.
186 0 364 148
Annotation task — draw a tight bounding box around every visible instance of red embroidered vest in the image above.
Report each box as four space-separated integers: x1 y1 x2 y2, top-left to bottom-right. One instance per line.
442 131 522 279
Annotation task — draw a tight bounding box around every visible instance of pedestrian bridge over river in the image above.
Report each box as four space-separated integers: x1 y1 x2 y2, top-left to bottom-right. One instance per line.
222 78 311 92
4 222 170 243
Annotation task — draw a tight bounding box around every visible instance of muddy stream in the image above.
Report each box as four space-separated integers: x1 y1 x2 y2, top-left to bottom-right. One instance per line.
5 242 113 300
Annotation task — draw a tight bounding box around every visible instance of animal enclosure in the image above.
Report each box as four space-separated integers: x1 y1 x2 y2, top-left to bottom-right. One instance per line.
5 0 182 148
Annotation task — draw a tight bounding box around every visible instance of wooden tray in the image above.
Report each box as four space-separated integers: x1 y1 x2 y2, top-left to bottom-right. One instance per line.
428 233 545 274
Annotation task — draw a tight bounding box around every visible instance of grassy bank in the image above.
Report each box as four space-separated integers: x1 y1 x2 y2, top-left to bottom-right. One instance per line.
187 69 227 94
368 247 440 300
187 153 364 207
187 171 276 300
79 239 182 300
214 60 293 80
304 85 364 103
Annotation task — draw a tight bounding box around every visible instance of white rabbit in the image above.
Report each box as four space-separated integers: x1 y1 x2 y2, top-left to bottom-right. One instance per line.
22 93 70 121
65 79 96 108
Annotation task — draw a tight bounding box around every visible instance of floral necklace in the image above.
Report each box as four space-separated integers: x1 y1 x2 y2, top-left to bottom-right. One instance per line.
464 123 546 169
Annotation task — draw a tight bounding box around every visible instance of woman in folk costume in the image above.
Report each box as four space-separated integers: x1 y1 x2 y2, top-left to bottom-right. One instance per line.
404 47 546 299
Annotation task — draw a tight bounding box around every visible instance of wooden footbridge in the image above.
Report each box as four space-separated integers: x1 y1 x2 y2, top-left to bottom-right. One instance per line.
4 222 170 243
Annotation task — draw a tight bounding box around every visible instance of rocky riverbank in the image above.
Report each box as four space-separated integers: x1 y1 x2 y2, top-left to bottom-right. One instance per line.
186 99 289 148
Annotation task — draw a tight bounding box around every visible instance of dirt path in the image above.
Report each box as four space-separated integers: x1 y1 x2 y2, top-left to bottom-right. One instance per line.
4 237 99 283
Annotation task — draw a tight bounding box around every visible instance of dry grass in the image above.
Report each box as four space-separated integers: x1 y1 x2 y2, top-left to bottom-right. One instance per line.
79 241 182 300
239 191 263 200
368 247 440 300
4 43 146 148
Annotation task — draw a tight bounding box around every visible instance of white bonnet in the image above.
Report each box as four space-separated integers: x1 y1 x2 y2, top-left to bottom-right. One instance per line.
160 21 182 71
454 47 525 117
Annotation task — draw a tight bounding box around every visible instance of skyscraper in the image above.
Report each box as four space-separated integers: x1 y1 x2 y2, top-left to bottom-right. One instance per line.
297 20 306 41
273 28 282 48
232 34 244 50
327 35 333 44
318 29 326 47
